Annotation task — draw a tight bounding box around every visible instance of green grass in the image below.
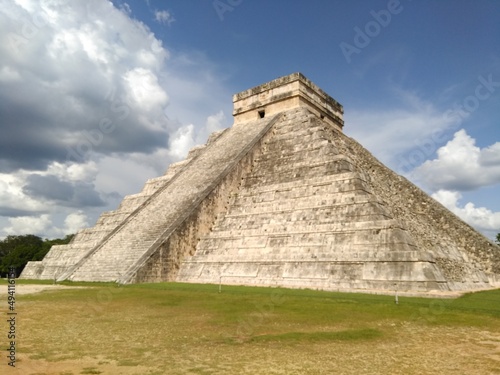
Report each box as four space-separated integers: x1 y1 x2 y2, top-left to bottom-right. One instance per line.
80 368 102 374
249 328 383 343
3 281 500 374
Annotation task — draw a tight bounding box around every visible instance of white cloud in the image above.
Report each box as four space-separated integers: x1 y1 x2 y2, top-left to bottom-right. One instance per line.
345 90 461 171
89 110 228 203
0 0 170 171
154 10 175 26
0 1 231 239
5 214 52 237
0 173 47 216
166 111 228 161
47 161 100 182
3 211 89 238
0 66 21 82
64 211 89 234
196 110 226 144
481 142 500 166
413 130 500 191
432 190 500 240
94 154 160 197
0 160 106 237
345 89 500 240
168 124 196 161
123 67 169 112
119 2 132 15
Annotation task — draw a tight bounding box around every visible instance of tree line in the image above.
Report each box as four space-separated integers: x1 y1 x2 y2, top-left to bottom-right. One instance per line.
0 234 74 278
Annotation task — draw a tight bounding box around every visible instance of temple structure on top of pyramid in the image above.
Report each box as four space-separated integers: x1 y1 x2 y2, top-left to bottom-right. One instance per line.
21 73 500 295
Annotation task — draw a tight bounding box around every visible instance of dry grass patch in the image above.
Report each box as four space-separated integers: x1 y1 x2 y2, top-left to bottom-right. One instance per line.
1 281 499 374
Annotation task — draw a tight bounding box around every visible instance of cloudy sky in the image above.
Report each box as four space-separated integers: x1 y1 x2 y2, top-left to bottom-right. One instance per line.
0 0 499 240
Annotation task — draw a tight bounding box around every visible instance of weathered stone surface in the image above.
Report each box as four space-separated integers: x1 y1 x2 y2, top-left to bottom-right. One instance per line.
21 73 500 295
233 72 344 129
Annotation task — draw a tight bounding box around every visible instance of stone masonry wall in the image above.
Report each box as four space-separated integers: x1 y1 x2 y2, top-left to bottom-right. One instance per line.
327 121 500 286
21 155 194 280
177 107 460 293
56 114 281 283
133 134 265 282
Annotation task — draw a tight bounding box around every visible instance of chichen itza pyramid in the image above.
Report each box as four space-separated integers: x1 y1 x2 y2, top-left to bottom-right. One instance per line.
21 73 500 295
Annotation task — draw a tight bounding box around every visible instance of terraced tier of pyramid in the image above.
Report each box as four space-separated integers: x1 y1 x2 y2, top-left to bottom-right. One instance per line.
21 73 500 295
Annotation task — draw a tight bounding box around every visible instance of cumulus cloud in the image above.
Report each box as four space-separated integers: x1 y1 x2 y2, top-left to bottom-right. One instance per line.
154 10 175 26
346 89 461 170
432 190 500 239
413 130 500 191
481 142 500 166
346 89 500 239
202 111 226 141
0 159 106 221
0 173 47 217
23 174 106 207
23 174 74 202
0 1 232 239
5 214 53 237
0 0 170 172
4 211 89 238
166 111 227 161
167 125 196 161
47 161 100 182
64 211 89 234
93 154 163 197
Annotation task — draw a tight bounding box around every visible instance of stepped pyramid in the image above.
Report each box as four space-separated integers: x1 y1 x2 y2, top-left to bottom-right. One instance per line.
22 73 500 295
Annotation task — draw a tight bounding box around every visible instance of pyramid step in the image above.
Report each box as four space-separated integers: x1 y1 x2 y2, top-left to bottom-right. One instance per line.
63 114 282 283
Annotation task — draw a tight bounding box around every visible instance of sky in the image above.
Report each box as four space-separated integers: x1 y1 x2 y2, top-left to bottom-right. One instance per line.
0 0 499 241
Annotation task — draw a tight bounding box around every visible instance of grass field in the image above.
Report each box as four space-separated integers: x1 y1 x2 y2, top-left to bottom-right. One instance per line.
1 280 500 375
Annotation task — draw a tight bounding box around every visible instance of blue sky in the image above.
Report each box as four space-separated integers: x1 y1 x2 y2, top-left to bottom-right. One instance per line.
0 0 499 240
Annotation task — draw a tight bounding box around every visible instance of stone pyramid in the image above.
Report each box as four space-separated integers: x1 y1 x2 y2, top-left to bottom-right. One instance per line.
22 73 500 295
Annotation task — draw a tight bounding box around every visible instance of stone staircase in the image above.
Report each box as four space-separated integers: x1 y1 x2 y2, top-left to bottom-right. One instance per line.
55 114 280 282
21 130 227 280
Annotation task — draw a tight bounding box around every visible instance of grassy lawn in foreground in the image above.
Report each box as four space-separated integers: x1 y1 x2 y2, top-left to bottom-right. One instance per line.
1 280 499 375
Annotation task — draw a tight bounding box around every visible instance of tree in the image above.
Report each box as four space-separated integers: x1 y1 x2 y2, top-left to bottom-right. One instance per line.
0 234 74 277
496 233 500 245
0 235 44 277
